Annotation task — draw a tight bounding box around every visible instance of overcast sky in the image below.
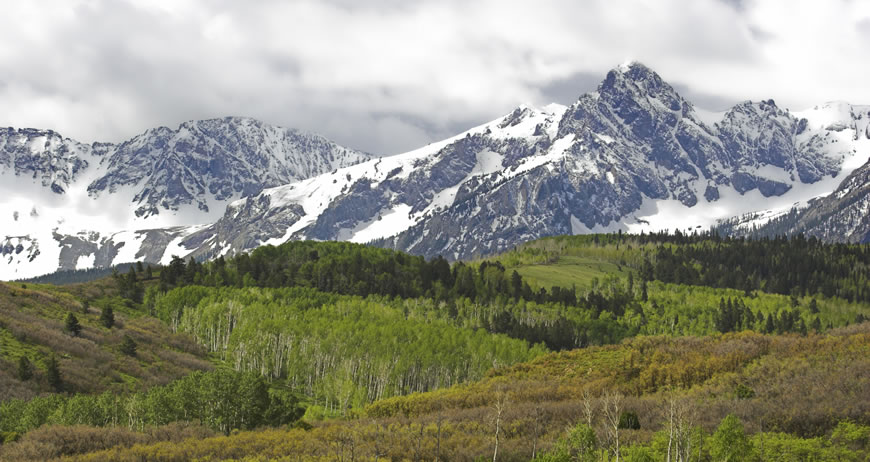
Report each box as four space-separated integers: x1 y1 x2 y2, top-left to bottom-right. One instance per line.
2 0 869 155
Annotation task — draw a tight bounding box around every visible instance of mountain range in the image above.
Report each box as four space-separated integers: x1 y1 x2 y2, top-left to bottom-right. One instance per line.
2 62 869 279
0 117 369 278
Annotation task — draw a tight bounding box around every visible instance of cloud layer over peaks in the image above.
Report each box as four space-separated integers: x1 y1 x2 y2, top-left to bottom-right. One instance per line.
1 0 868 155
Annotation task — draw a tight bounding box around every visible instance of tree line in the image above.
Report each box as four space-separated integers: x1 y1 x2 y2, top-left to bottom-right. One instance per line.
0 369 303 439
154 241 586 308
639 232 870 303
141 239 865 353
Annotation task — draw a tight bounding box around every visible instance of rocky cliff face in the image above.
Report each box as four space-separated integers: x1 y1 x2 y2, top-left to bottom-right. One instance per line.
795 159 870 243
715 103 870 243
0 128 112 194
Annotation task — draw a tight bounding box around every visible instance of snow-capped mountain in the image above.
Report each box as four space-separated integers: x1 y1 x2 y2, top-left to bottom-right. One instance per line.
177 63 869 261
87 117 369 218
0 127 113 194
0 118 369 279
713 102 870 242
2 62 869 278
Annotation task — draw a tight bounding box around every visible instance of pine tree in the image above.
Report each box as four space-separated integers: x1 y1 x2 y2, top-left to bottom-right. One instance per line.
641 280 648 302
810 316 822 333
764 313 775 334
120 334 137 356
640 257 654 282
101 306 115 329
81 299 90 314
510 270 523 298
144 264 153 280
64 312 82 337
46 355 62 390
17 356 33 381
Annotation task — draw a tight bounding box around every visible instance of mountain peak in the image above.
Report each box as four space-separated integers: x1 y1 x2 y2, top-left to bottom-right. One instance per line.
613 60 658 81
599 61 669 97
178 116 262 131
615 59 647 73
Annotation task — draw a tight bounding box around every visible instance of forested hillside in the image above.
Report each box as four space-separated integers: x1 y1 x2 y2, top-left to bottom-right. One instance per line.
0 276 211 401
15 326 869 461
1 234 869 461
152 286 545 408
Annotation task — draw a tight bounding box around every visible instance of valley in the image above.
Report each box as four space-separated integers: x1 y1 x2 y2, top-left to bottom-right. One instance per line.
1 235 868 460
4 3 870 461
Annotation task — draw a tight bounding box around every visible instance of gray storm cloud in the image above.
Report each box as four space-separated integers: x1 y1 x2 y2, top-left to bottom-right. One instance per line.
0 0 868 155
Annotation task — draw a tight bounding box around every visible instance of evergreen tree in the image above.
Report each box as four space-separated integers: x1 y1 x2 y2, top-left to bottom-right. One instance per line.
101 306 115 329
510 270 523 298
764 314 775 334
45 355 62 391
162 256 187 286
127 267 143 302
80 299 90 314
641 280 648 302
144 264 153 280
185 257 200 284
17 356 33 381
640 257 654 281
715 298 728 333
64 313 82 337
120 334 137 356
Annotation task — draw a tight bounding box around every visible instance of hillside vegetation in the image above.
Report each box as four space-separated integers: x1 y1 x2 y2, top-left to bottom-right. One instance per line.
23 325 870 461
1 233 869 460
0 276 211 401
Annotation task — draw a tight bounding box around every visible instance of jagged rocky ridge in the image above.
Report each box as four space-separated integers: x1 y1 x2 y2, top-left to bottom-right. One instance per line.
182 63 867 261
2 117 369 217
2 63 869 278
88 117 370 217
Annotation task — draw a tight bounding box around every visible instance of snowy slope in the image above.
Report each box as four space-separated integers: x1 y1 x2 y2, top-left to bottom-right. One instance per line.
715 103 870 241
177 104 567 260
715 103 870 236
